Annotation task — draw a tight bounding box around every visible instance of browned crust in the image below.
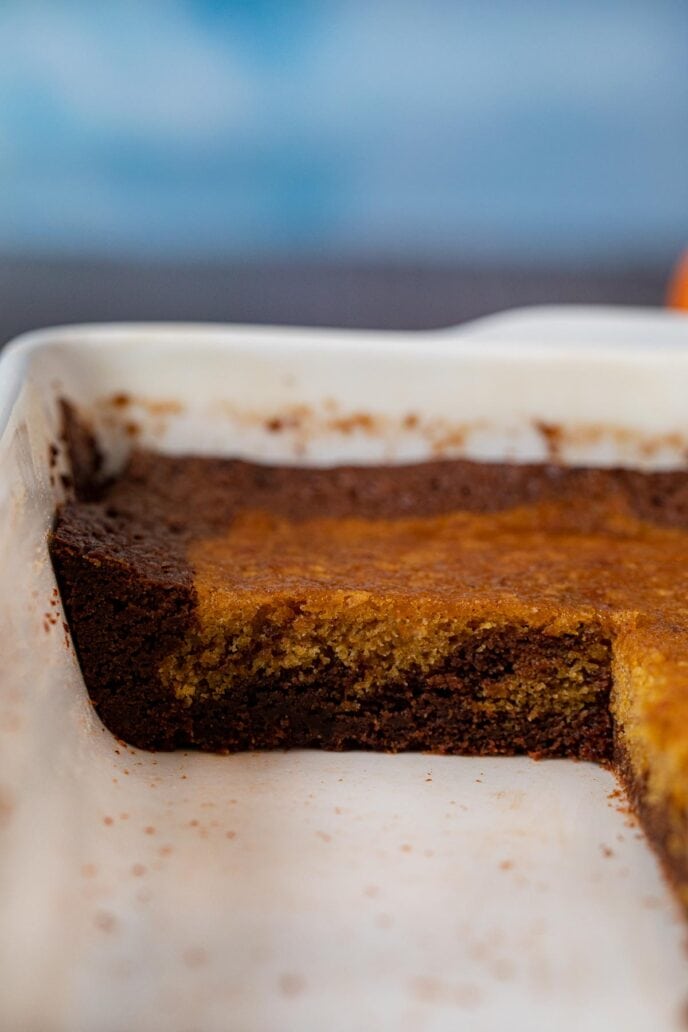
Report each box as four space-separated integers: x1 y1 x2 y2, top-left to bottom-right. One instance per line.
58 399 103 501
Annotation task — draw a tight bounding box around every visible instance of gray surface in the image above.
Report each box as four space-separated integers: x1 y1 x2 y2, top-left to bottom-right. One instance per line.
0 254 669 344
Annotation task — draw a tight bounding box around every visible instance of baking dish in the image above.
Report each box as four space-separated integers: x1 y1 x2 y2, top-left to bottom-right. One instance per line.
1 308 688 1032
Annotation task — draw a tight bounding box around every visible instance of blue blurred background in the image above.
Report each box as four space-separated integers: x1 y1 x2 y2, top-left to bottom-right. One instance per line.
0 0 686 334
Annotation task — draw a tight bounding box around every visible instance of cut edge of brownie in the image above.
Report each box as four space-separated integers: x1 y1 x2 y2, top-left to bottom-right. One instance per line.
158 617 614 759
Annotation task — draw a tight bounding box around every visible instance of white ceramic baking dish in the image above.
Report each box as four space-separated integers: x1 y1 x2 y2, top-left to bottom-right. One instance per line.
2 307 688 1032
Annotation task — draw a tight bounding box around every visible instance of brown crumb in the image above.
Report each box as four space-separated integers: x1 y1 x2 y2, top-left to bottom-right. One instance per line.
109 393 131 409
279 973 306 998
328 412 376 435
534 420 564 462
94 910 116 933
183 947 208 969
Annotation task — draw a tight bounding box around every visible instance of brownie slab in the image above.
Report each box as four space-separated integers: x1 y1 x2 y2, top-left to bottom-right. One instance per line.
50 450 688 912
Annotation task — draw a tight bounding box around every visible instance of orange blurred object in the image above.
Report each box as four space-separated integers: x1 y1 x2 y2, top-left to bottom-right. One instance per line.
667 251 688 310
